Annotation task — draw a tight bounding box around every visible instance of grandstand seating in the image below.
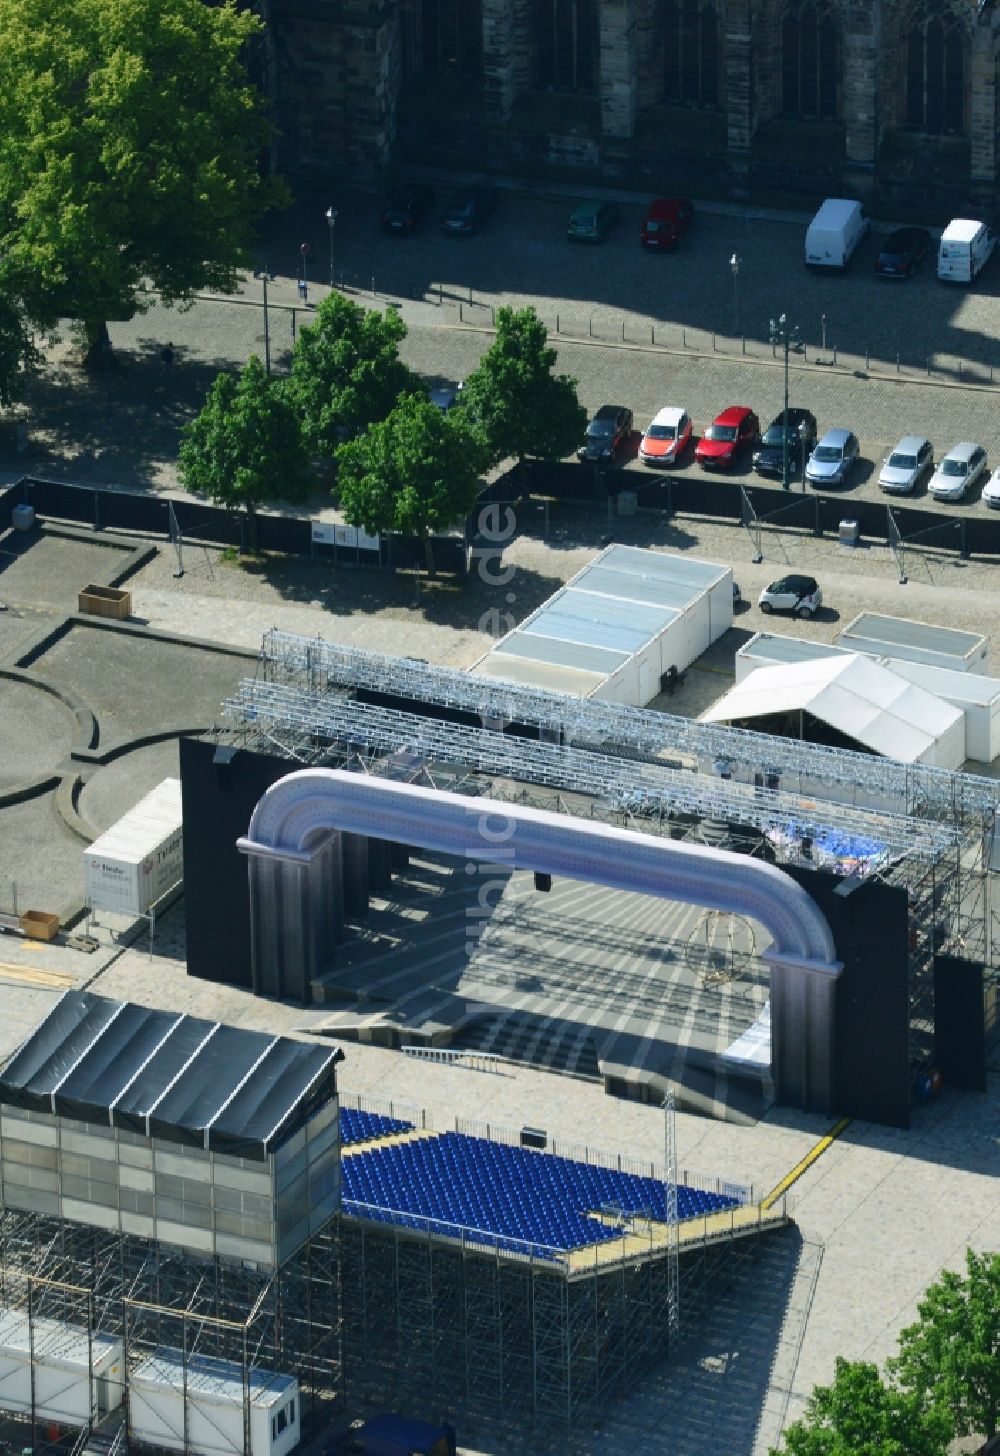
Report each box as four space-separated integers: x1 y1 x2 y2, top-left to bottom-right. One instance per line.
341 1131 740 1256
340 1106 414 1147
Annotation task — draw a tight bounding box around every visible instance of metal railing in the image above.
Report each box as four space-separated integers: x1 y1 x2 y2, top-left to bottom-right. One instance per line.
401 1045 506 1074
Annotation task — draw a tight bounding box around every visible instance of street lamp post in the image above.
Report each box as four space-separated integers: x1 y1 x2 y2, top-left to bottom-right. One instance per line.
730 253 741 338
325 207 338 289
769 313 801 491
299 241 310 303
253 265 273 375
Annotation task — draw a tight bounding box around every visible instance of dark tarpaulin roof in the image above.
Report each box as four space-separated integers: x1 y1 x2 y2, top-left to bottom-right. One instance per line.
0 993 338 1158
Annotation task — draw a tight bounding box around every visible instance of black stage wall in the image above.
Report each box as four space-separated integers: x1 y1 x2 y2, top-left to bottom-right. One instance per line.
933 955 986 1091
180 737 293 987
785 867 911 1128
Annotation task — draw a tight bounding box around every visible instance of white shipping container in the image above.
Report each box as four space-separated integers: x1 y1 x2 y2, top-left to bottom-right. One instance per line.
837 613 989 674
735 633 851 683
129 1352 299 1456
84 778 183 915
877 658 1000 764
0 1310 123 1427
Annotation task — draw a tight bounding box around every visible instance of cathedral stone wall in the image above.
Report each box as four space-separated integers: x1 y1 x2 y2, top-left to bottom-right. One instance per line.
264 0 999 212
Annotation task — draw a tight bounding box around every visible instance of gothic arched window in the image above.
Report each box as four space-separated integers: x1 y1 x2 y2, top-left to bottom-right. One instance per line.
533 0 598 94
661 1 719 108
781 2 840 120
904 5 966 134
421 0 483 78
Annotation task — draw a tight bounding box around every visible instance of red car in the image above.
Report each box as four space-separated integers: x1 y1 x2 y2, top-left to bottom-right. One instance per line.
641 197 694 251
695 406 760 470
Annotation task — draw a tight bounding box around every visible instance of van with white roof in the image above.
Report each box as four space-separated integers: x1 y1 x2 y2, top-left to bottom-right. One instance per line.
804 198 869 270
937 218 996 282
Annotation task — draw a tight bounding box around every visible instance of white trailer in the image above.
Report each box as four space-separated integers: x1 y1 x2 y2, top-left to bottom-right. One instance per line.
84 778 183 915
734 633 851 683
0 1309 123 1427
129 1351 299 1456
837 613 989 675
470 545 733 708
877 658 1000 764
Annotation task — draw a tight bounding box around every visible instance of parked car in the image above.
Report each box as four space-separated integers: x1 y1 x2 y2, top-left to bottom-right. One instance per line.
567 202 620 242
752 408 818 478
429 382 462 412
874 226 932 278
638 406 692 466
640 197 694 251
805 428 860 487
758 574 823 618
577 404 633 462
440 187 497 236
694 406 760 470
878 435 934 495
928 441 988 501
380 184 435 233
981 466 1000 509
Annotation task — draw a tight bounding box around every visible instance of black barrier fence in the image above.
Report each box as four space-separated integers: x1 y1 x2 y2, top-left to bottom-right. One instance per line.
1 477 468 576
480 460 1000 561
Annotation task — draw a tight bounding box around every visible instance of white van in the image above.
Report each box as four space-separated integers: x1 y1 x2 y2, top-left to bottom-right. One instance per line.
937 218 997 282
804 198 869 270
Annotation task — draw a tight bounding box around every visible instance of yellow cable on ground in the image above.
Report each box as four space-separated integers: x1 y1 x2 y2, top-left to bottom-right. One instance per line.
760 1117 851 1211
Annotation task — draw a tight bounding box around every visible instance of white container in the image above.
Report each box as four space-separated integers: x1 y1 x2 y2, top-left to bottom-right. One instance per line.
84 779 183 915
0 1309 123 1427
129 1351 299 1456
838 518 859 547
837 613 989 675
805 198 869 270
472 545 733 708
937 218 997 283
11 503 35 531
877 658 1000 764
734 633 851 683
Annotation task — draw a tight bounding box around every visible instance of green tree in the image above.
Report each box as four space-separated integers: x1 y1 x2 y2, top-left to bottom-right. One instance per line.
458 306 586 470
0 282 39 406
336 392 484 570
772 1358 951 1456
0 0 283 366
287 293 418 458
890 1248 1000 1442
178 357 310 551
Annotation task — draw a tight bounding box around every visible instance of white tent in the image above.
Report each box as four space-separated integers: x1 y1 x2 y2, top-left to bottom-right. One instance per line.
702 653 966 768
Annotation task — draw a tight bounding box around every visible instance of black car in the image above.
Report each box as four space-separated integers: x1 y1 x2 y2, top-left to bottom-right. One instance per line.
577 404 634 462
440 187 497 236
380 184 435 234
752 408 818 478
874 226 931 278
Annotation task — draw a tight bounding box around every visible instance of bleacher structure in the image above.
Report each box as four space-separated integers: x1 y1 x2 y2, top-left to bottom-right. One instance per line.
0 997 785 1441
335 1094 785 1429
221 631 1000 1084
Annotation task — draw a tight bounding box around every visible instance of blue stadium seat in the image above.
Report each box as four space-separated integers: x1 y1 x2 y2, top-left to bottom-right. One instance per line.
341 1132 741 1255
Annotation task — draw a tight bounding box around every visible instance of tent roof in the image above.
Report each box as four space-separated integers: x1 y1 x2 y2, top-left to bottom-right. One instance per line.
0 993 339 1158
702 653 964 764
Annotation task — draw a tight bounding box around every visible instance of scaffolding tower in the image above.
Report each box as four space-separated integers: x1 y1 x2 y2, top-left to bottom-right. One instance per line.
0 1210 340 1456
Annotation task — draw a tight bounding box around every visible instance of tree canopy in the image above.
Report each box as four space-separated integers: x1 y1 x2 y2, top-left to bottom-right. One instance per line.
772 1358 951 1456
889 1248 1000 1441
287 293 418 458
458 306 586 468
336 392 484 558
178 356 310 549
0 0 282 358
0 282 38 407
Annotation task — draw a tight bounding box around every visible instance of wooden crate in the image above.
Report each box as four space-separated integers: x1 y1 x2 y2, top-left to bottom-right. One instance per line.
19 911 61 942
78 584 132 620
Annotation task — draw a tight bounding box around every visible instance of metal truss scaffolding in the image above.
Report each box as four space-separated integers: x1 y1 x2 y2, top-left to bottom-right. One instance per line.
0 1210 341 1455
224 630 1000 1089
338 1214 761 1435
